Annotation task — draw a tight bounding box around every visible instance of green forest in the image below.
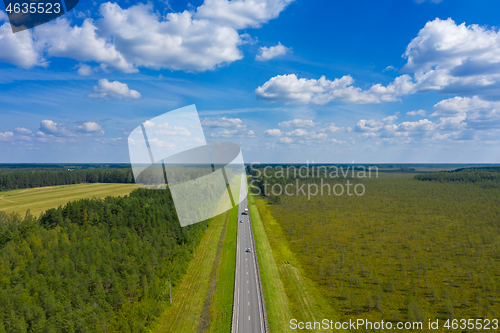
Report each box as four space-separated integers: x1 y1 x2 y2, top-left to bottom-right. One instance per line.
0 188 206 332
252 166 500 329
415 166 500 186
0 169 135 192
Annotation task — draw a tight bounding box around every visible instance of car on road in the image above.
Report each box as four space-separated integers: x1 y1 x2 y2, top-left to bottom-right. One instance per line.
246 248 251 253
239 219 243 223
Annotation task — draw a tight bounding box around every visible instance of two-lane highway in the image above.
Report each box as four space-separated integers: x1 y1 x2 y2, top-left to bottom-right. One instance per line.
232 175 265 333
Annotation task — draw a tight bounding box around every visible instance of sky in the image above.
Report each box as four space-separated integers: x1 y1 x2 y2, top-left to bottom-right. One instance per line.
1 0 500 163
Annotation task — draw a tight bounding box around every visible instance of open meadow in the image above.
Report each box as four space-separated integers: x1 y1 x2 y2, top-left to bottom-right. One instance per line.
0 183 138 216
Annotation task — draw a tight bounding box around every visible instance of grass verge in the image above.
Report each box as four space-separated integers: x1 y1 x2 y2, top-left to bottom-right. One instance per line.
206 205 238 333
155 207 232 333
248 193 294 333
0 183 138 216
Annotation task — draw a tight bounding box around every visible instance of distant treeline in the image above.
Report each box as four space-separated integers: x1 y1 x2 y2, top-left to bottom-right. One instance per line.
0 169 135 191
0 188 206 332
415 166 500 185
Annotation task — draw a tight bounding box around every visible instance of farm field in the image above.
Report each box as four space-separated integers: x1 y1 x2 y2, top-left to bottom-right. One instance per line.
254 170 500 331
0 183 138 216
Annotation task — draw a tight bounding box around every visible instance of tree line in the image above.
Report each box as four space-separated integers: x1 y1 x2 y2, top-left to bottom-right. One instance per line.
0 188 206 332
415 166 500 185
0 169 135 192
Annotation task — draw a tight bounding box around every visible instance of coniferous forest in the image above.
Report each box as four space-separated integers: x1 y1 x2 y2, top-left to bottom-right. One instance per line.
0 169 135 192
0 188 206 332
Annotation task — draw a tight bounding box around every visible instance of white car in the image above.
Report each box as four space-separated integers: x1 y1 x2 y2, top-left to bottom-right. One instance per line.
246 248 251 253
239 219 243 223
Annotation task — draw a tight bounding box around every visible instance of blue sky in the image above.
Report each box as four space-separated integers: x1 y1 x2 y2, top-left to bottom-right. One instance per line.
1 0 500 163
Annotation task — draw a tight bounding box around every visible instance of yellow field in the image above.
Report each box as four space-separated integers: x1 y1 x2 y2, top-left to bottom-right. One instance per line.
0 183 138 216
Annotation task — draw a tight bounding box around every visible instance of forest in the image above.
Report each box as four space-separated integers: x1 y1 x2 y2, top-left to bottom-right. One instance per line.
0 169 135 192
415 166 500 186
252 166 500 329
0 188 206 332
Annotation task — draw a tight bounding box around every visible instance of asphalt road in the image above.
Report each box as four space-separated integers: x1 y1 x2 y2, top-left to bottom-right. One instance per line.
233 175 265 333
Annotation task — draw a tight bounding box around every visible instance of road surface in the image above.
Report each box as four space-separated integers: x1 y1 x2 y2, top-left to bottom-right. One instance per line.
232 175 265 333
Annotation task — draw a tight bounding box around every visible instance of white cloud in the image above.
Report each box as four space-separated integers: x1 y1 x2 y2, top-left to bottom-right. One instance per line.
156 123 191 136
148 138 176 148
255 74 415 105
256 18 500 107
398 119 436 131
278 119 318 128
279 137 293 144
320 123 351 133
39 120 105 137
264 129 282 136
0 23 46 69
406 110 427 116
14 127 32 134
201 116 245 128
196 0 294 30
286 128 308 137
432 96 500 129
210 129 239 137
77 64 94 76
247 130 255 137
256 42 290 61
74 122 105 135
0 1 294 72
87 79 141 100
383 65 396 72
402 18 500 96
0 131 13 141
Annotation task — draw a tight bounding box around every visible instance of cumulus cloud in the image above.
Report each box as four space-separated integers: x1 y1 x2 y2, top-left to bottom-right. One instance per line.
77 64 95 76
286 128 308 137
74 122 105 135
256 42 290 61
87 79 141 100
0 23 46 69
402 18 500 96
264 129 282 136
196 0 294 29
256 18 500 106
320 123 351 133
406 110 427 116
278 119 318 128
156 123 191 136
201 116 245 128
279 137 293 144
255 74 415 105
14 127 32 134
0 1 294 72
0 131 14 141
210 129 239 138
432 96 500 129
247 130 255 137
39 120 104 137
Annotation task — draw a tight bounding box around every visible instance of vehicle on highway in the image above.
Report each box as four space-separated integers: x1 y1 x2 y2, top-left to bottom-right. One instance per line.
246 248 251 253
239 219 243 223
244 207 249 214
